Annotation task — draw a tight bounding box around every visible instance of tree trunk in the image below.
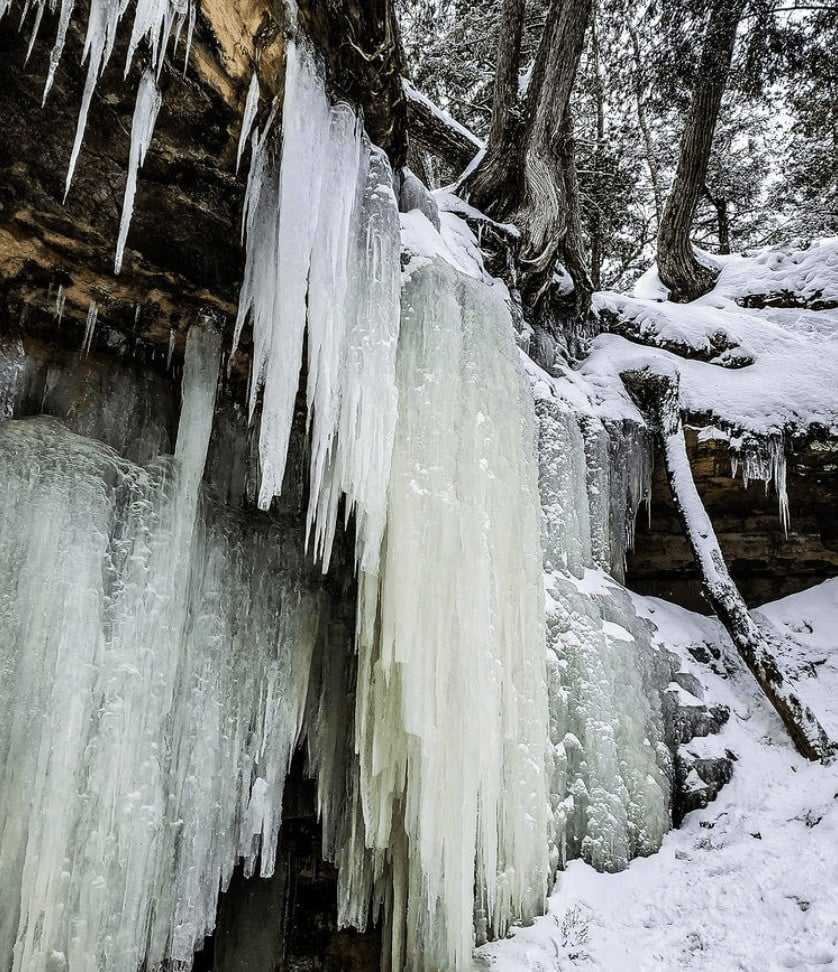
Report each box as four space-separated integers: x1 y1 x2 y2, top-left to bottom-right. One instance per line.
622 367 834 763
628 21 664 223
657 0 746 302
460 0 526 213
557 113 594 320
589 15 605 291
463 0 593 303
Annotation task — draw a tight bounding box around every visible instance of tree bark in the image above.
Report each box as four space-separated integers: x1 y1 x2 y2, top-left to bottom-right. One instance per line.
657 0 746 302
463 0 593 303
622 367 834 763
460 0 526 213
557 113 594 320
628 21 664 223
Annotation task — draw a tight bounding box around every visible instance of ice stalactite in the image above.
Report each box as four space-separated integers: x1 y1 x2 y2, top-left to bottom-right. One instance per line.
0 325 322 971
114 67 161 274
236 70 261 173
534 384 671 874
729 433 790 532
233 38 401 572
335 258 550 971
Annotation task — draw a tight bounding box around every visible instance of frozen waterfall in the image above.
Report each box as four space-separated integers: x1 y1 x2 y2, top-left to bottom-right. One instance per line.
0 327 320 970
0 24 693 972
532 373 671 873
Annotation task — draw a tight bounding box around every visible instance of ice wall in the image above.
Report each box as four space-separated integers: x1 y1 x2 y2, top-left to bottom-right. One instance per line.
0 327 321 971
535 384 671 873
320 257 551 971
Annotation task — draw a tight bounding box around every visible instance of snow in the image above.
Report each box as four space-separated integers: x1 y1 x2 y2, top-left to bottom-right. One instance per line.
591 243 838 437
402 77 485 154
482 585 838 972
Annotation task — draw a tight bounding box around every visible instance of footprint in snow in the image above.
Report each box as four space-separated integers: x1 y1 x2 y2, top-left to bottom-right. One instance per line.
775 946 835 968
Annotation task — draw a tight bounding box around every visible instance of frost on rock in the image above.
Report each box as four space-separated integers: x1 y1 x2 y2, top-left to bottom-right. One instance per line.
0 326 321 971
535 383 671 874
234 39 401 573
323 257 550 971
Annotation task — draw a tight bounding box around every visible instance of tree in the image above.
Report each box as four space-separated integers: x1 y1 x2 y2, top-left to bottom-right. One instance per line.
657 0 748 302
462 0 594 310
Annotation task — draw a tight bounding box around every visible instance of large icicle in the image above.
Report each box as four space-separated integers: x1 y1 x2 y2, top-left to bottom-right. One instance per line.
344 258 550 971
234 39 401 570
114 67 161 274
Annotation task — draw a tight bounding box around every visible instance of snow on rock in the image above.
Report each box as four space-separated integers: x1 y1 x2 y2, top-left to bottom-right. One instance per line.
587 240 838 529
591 241 838 437
482 585 838 972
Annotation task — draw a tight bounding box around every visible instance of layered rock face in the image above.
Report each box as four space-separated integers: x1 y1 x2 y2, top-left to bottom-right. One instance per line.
628 427 838 610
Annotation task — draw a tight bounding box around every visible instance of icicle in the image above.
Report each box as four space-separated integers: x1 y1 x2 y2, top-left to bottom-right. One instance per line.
234 38 401 570
166 328 175 369
81 299 98 354
114 68 162 274
729 433 790 533
42 0 76 100
54 283 65 325
236 70 260 173
47 0 193 198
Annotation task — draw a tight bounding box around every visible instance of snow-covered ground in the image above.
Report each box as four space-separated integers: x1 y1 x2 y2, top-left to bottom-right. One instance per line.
481 580 838 972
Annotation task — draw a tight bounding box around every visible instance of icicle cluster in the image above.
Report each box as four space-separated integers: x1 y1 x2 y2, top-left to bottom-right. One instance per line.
234 40 401 573
581 416 653 582
0 328 321 971
729 433 790 532
314 259 548 971
536 390 671 873
1 0 191 269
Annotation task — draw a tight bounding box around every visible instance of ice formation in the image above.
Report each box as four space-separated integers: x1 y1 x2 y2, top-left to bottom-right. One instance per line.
115 68 162 274
729 433 790 532
233 38 401 572
533 372 671 873
339 257 550 970
0 326 321 970
0 21 692 972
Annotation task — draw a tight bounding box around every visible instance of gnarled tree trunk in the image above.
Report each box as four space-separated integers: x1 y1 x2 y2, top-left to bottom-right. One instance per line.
463 0 594 306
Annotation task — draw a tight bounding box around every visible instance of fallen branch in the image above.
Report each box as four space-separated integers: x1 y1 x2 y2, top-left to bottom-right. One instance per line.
622 365 834 763
402 78 483 173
